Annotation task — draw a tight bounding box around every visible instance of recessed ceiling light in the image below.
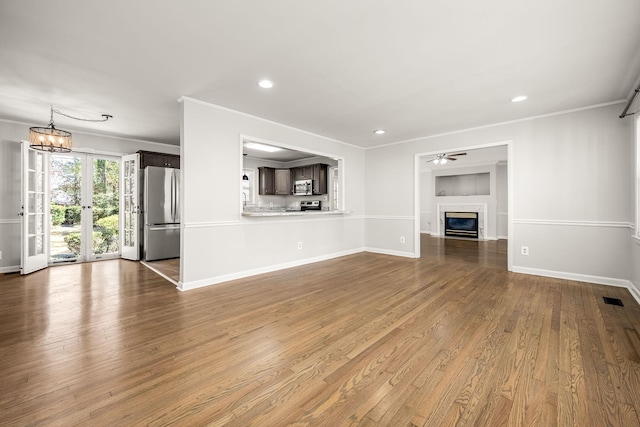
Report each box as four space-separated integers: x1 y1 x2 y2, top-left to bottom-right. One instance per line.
373 129 386 135
258 79 274 89
245 142 281 152
510 95 528 103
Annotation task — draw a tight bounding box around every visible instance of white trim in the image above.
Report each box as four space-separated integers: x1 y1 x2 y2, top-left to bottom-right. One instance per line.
0 219 20 224
365 215 415 221
184 214 360 229
628 284 640 307
179 96 363 150
512 266 632 288
178 248 364 291
184 221 243 228
513 219 633 228
364 247 417 258
633 235 640 246
514 266 640 307
0 266 20 273
368 100 626 150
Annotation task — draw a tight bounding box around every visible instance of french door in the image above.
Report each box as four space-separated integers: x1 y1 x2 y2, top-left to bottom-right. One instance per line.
21 142 49 274
49 153 121 264
120 153 139 260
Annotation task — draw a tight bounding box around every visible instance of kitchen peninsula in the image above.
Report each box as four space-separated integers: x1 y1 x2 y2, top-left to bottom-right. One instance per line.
241 209 346 217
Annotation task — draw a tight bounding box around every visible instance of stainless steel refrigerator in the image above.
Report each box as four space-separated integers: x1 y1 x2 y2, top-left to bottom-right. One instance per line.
142 166 180 261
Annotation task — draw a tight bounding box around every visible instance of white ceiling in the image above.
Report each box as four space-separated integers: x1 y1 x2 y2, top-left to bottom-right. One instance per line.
422 146 508 171
1 1 639 148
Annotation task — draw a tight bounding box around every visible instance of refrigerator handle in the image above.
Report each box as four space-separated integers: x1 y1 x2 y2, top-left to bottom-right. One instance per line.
172 169 177 222
171 170 175 222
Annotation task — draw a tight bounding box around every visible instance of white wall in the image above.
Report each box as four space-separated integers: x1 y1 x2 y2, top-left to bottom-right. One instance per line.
630 114 640 300
496 163 508 238
366 103 632 284
0 119 179 272
419 170 433 233
179 98 365 290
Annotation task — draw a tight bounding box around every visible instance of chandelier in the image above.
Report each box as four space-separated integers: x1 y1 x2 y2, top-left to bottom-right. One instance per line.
29 106 112 152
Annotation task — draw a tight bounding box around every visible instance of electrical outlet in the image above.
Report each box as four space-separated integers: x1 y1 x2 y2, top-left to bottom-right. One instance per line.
297 242 303 250
400 236 405 244
521 246 529 256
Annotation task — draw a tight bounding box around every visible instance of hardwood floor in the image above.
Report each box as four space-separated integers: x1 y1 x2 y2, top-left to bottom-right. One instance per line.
142 257 180 284
1 236 640 426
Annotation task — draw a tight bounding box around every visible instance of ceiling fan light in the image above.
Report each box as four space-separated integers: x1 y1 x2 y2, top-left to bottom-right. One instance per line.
432 158 439 165
441 158 447 165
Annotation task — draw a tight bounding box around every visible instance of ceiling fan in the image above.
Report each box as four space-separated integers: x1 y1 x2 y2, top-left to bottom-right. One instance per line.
428 152 467 165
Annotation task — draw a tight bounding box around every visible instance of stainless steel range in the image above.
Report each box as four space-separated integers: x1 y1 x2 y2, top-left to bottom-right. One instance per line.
300 200 321 211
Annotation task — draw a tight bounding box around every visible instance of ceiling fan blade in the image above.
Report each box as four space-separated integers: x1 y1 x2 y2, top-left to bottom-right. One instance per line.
448 153 467 157
447 157 458 161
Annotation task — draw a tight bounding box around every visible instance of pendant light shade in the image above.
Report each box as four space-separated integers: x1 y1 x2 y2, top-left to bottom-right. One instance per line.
29 106 72 152
29 124 72 152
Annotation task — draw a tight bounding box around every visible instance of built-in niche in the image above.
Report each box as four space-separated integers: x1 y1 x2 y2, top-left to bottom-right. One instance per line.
435 172 490 197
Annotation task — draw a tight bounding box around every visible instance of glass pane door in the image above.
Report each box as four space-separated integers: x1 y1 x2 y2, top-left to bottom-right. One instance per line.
120 154 139 260
21 142 49 274
49 154 83 264
91 157 120 259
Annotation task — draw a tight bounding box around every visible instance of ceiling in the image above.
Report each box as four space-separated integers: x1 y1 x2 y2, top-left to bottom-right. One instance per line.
1 1 639 149
243 140 321 162
422 146 508 171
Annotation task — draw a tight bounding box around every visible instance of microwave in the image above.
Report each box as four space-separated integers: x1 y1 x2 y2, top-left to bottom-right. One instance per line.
294 179 313 195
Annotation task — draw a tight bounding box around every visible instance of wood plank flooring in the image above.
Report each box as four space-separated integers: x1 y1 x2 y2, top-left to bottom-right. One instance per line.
1 236 640 426
142 258 180 284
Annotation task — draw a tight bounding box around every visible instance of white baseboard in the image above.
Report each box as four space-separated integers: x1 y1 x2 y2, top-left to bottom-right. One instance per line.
363 247 417 258
512 266 640 306
628 282 640 306
179 248 365 291
0 265 20 274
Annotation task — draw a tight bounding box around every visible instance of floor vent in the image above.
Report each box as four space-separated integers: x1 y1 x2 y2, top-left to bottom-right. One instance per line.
603 297 624 307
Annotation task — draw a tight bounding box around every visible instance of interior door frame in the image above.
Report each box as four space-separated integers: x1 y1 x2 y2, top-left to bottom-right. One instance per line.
413 139 513 272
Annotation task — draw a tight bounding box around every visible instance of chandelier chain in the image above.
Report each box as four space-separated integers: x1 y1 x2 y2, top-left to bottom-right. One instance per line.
51 106 113 123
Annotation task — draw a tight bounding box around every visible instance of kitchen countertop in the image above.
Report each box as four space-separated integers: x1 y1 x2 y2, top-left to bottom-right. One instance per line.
241 210 347 217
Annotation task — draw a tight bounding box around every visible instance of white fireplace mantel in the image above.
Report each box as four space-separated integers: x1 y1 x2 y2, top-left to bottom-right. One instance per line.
436 203 488 239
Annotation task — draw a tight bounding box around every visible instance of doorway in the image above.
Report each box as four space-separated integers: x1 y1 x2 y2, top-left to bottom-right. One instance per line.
49 153 121 264
414 141 513 271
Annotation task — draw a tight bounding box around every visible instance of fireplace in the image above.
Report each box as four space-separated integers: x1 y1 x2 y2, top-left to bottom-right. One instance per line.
444 212 479 238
